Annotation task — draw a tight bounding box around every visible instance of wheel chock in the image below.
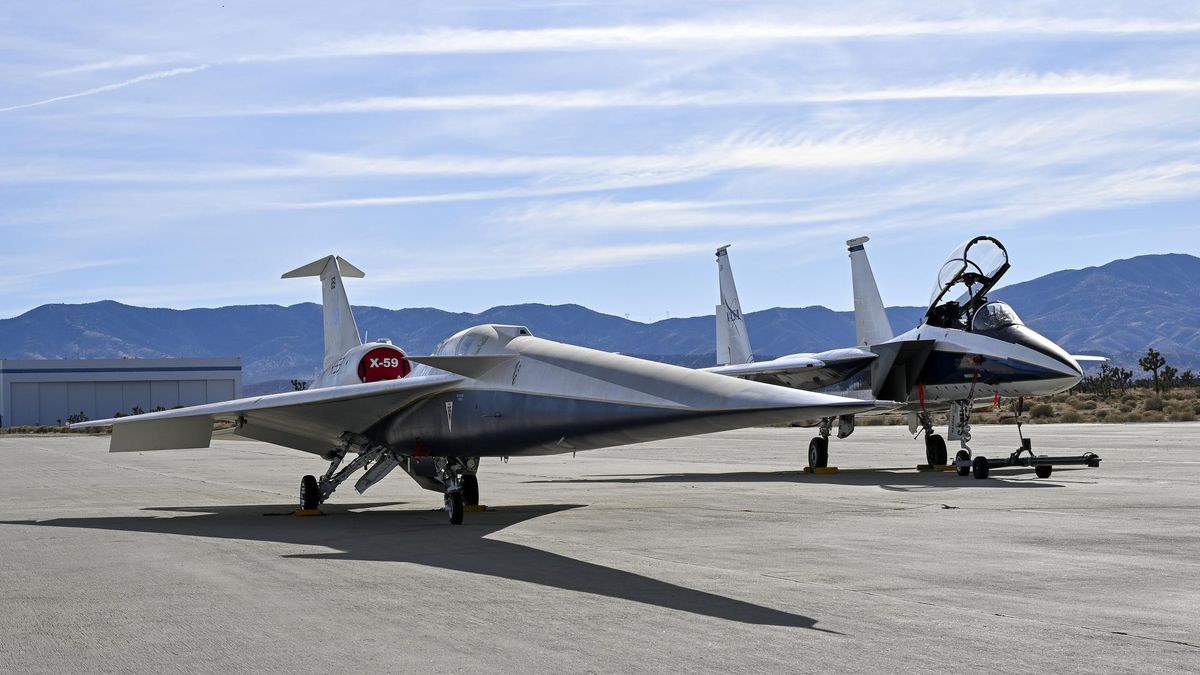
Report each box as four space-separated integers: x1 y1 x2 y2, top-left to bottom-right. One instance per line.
464 504 488 512
916 464 953 472
803 466 839 474
292 508 324 517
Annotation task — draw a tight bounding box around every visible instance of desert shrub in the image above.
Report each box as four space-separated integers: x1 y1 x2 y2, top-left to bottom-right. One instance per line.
1142 411 1166 423
1121 395 1139 405
1169 411 1197 422
1094 409 1109 421
1119 404 1134 413
1030 403 1055 419
1059 410 1082 423
1144 397 1165 412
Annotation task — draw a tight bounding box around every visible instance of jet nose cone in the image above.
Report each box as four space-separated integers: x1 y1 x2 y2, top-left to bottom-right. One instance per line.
1005 325 1082 388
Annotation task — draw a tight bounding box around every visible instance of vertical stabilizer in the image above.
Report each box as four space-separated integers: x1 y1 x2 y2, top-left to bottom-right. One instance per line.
846 237 893 347
282 255 365 370
715 245 753 365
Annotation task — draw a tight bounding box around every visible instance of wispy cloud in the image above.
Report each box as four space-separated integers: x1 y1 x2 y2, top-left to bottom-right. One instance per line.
0 127 975 186
0 65 209 113
42 52 195 76
220 72 1200 117
367 240 718 286
245 19 1200 61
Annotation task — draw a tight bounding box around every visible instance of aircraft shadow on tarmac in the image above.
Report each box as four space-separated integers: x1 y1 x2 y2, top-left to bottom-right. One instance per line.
533 467 1085 492
1 502 834 633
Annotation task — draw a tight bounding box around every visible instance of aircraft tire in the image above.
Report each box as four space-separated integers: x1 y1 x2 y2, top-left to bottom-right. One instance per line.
954 450 971 476
1035 465 1053 479
300 475 320 510
447 491 464 525
972 457 990 479
926 434 948 466
808 437 829 469
462 474 480 506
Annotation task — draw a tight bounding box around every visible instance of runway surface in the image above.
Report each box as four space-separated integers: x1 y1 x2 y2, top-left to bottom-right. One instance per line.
1 424 1197 673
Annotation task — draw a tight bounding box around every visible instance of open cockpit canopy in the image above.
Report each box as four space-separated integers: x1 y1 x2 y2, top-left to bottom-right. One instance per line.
924 236 1011 330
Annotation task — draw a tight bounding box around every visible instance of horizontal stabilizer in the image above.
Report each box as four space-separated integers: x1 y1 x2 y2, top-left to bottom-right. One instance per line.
1071 355 1108 363
408 355 517 379
109 416 215 452
282 255 365 279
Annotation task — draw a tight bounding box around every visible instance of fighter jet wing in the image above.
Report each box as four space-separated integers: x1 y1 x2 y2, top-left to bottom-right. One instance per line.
71 373 462 454
705 349 877 390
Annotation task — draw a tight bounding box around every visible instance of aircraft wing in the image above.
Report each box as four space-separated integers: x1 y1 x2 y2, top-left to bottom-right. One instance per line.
705 349 877 390
72 373 462 454
1071 355 1108 363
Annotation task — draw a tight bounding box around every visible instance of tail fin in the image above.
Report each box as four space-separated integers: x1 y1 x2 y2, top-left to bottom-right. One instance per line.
715 245 753 365
846 237 893 347
283 255 364 370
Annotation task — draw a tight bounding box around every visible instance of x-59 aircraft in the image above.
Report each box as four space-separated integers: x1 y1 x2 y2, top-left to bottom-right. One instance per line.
75 255 885 524
709 237 1102 479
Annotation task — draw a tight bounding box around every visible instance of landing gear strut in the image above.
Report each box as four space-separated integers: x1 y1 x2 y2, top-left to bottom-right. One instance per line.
808 418 832 468
436 457 479 525
918 412 948 466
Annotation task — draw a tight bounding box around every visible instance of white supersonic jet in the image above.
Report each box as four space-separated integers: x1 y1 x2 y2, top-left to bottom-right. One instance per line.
708 237 1103 479
75 255 887 524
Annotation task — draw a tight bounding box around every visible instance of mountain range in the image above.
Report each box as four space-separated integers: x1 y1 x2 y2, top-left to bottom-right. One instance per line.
1 253 1196 391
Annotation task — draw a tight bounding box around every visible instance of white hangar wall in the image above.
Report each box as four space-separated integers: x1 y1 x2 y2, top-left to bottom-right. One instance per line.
0 358 242 427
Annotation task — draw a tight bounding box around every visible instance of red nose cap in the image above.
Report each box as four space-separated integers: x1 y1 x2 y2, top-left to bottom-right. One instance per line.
358 347 411 382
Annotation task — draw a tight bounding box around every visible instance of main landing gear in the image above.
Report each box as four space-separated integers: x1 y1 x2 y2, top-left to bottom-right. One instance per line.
437 457 480 525
916 411 950 468
296 433 483 525
807 415 855 468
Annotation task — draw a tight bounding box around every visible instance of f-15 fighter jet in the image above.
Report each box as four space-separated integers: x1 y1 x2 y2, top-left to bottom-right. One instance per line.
75 256 884 524
709 237 1103 479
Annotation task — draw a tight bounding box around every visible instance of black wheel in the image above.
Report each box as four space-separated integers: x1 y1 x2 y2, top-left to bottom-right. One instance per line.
461 474 480 506
955 450 971 477
925 434 948 466
446 491 464 525
808 437 829 468
300 474 320 510
1035 465 1053 479
972 457 990 480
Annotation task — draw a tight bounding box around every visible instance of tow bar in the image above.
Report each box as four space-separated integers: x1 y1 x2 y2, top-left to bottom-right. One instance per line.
957 439 1101 479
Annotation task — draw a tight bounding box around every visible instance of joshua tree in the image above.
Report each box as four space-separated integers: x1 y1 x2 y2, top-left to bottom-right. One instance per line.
1182 370 1195 388
1139 348 1167 395
1161 365 1178 393
1113 367 1134 394
291 379 309 391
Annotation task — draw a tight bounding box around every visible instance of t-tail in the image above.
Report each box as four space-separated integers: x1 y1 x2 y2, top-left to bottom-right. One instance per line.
846 237 893 347
715 245 753 365
282 255 365 370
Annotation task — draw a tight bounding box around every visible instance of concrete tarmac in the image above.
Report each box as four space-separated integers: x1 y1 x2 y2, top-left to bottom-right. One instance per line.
1 424 1197 673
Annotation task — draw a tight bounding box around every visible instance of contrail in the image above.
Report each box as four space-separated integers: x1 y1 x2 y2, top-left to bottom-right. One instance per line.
1 65 210 113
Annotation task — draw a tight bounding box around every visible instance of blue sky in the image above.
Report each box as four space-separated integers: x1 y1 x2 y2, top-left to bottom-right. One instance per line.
2 1 1198 321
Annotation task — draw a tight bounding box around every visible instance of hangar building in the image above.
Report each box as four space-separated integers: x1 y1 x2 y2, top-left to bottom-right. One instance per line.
0 358 242 427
